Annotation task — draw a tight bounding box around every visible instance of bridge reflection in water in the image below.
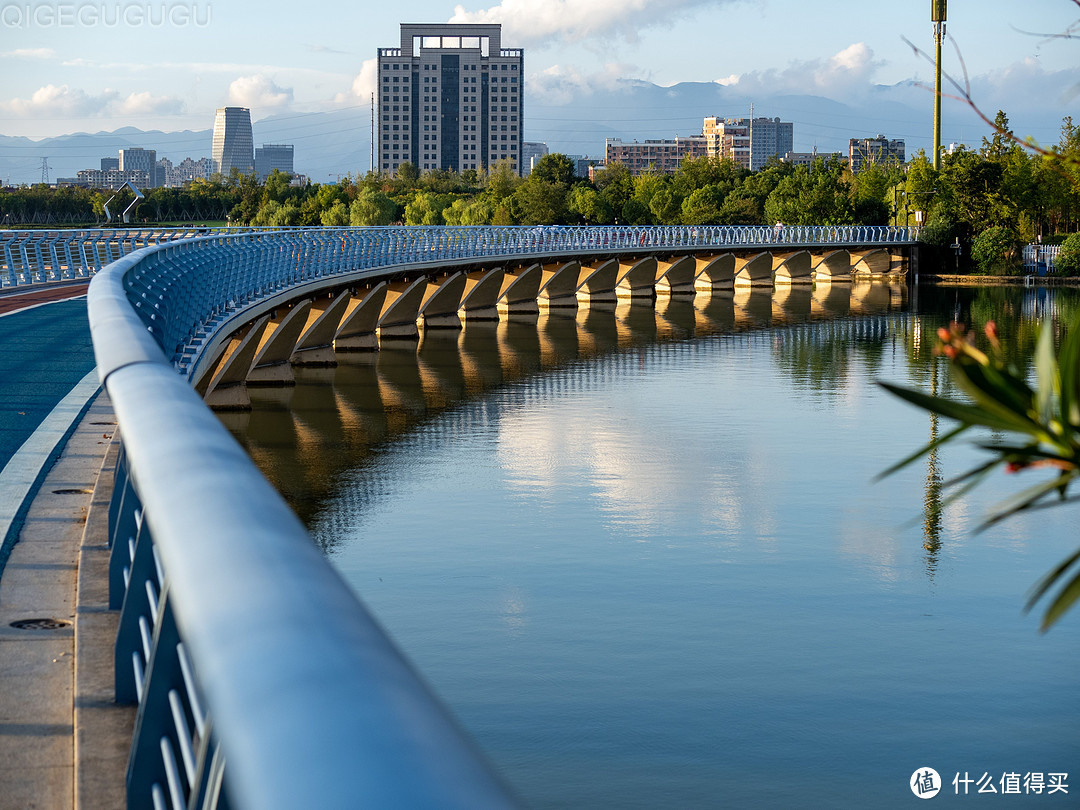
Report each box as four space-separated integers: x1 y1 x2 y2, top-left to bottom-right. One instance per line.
220 279 909 542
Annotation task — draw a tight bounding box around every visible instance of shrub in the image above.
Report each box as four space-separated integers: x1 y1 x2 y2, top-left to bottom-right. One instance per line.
971 226 1022 275
1055 233 1080 276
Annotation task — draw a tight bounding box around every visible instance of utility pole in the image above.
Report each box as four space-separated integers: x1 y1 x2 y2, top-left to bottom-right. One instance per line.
932 0 947 170
370 92 375 175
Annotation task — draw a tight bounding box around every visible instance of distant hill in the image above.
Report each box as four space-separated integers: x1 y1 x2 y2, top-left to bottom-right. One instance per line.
0 78 1021 186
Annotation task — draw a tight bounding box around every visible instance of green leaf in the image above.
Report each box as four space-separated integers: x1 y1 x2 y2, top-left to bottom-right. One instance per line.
874 423 968 480
979 471 1079 530
879 382 1042 435
1034 319 1058 425
1059 324 1080 426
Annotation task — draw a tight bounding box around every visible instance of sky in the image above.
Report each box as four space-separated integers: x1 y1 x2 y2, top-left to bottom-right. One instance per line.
0 0 1077 154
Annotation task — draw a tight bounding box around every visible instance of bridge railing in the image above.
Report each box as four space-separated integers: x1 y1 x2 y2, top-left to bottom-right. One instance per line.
87 223 917 807
5 223 917 290
90 248 521 809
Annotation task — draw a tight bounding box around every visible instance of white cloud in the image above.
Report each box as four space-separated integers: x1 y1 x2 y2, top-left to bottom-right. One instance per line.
1 47 56 59
449 0 733 46
114 91 184 116
1 84 118 117
334 58 378 105
715 42 883 100
0 84 183 119
528 62 644 104
226 74 293 110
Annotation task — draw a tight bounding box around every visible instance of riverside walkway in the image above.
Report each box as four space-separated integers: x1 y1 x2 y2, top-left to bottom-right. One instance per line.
0 286 117 809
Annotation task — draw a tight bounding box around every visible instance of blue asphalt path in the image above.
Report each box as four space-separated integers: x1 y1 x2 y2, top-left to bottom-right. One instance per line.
0 297 98 577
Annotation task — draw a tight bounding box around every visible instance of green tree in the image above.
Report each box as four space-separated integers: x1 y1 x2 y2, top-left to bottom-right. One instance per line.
530 153 576 187
680 185 725 225
514 180 567 225
1056 233 1080 276
320 200 350 226
350 187 397 225
970 226 1022 274
567 185 614 225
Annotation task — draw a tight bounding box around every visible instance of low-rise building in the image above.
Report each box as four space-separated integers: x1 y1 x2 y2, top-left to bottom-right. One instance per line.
604 137 706 176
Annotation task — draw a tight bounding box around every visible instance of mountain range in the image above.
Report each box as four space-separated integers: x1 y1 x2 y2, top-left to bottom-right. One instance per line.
0 78 1028 186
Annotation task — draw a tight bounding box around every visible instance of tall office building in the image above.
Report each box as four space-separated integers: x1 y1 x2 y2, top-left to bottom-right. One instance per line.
255 144 295 180
211 107 255 176
377 23 524 176
119 147 159 187
848 136 905 173
703 116 793 171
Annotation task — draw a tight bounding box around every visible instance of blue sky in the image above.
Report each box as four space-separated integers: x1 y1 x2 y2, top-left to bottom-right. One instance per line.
1 0 1077 147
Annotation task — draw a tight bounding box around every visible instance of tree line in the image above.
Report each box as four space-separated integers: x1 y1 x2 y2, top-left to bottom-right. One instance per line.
3 111 1077 273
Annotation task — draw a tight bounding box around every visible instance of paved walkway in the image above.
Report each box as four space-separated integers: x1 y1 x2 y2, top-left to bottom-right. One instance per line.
0 286 127 810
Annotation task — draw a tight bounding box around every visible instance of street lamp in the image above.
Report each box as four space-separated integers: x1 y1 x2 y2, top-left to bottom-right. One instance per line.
932 0 947 171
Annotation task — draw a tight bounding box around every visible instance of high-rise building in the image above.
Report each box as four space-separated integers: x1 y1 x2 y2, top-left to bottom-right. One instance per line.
703 116 793 171
100 157 119 171
377 23 524 176
522 141 548 175
605 136 707 176
119 147 159 187
211 107 255 177
255 144 295 180
848 136 905 173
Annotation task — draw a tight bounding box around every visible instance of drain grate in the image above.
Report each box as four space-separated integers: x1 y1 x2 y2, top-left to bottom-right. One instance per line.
10 618 71 630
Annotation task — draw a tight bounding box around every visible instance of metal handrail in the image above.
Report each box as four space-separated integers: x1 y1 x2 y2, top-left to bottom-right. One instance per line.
90 249 520 808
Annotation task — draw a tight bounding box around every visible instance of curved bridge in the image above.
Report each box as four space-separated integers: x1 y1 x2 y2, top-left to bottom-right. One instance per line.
83 224 916 809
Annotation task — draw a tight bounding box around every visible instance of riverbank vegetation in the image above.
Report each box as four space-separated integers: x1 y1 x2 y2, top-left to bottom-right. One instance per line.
3 113 1077 275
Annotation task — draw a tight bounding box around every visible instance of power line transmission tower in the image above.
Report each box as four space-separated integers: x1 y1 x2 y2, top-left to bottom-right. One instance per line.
40 157 51 184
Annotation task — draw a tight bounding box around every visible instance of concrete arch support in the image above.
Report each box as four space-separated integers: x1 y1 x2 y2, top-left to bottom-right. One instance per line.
538 261 580 309
335 282 388 351
852 249 890 277
419 272 467 329
577 259 619 305
197 314 270 408
616 257 659 299
656 256 696 295
499 263 542 315
249 300 312 385
293 290 353 366
812 250 852 282
734 252 773 288
694 254 736 291
378 276 429 339
460 267 505 321
773 251 813 286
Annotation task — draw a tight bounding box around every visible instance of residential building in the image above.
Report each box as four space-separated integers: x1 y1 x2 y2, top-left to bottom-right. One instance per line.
703 116 793 171
377 23 524 176
522 141 548 174
100 157 119 171
255 144 295 180
172 157 214 185
73 168 150 189
211 107 255 176
119 147 160 187
604 136 707 176
848 135 905 172
782 149 845 167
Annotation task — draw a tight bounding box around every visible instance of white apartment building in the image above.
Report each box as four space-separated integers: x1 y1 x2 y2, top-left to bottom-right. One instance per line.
703 117 793 171
377 23 523 175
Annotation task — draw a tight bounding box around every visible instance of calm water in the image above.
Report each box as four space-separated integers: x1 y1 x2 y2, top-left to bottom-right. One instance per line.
225 282 1080 808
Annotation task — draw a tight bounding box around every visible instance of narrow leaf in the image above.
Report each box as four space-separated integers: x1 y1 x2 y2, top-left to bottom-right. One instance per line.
878 382 1040 434
1040 568 1080 630
1034 319 1058 425
875 423 968 480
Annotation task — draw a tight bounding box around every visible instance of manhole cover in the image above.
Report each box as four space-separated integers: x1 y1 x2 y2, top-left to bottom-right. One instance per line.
10 618 71 630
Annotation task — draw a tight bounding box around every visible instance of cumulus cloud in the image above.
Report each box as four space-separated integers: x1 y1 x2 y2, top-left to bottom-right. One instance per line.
1 47 56 59
334 58 378 105
114 91 184 116
227 74 293 109
0 83 184 119
716 42 883 100
528 62 644 104
450 0 733 46
1 84 118 117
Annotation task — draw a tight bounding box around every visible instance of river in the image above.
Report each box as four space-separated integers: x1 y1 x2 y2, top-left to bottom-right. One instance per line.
224 280 1080 808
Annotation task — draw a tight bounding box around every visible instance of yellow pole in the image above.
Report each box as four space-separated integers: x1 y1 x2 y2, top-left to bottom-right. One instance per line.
932 0 947 171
